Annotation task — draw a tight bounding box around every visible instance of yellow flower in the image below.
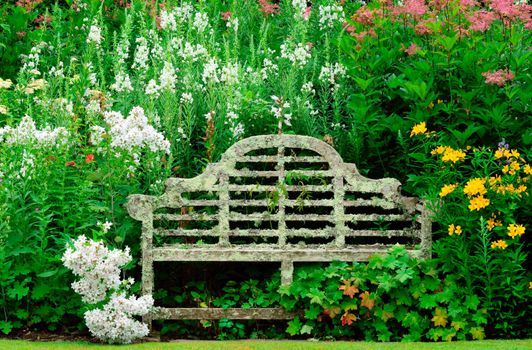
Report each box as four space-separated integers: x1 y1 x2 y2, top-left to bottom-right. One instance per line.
431 146 446 155
486 214 502 231
464 178 487 197
428 101 435 109
490 240 507 249
410 122 427 137
448 224 461 236
510 149 520 158
468 196 490 211
530 282 532 289
502 164 509 174
510 162 520 175
507 224 525 239
441 147 466 163
448 224 455 236
0 105 8 115
524 164 532 175
439 184 457 197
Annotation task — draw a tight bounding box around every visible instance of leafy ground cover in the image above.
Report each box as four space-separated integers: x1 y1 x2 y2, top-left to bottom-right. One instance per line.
2 339 532 350
0 0 531 343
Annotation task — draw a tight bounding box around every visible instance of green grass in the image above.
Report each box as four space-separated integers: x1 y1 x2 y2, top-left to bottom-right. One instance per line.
1 340 531 350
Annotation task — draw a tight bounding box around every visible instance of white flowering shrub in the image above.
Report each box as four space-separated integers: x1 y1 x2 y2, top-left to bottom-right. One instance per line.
0 115 69 148
62 235 153 344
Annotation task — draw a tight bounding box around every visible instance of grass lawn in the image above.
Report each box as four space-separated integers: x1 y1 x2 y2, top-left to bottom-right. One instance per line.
1 340 531 350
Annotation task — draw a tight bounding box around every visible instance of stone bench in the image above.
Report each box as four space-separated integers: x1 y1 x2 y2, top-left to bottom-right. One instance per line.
126 134 431 326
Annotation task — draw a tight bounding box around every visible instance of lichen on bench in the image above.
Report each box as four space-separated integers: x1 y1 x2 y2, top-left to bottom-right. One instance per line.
126 134 431 325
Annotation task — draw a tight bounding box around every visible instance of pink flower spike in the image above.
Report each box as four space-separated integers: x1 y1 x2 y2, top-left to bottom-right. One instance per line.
403 43 421 56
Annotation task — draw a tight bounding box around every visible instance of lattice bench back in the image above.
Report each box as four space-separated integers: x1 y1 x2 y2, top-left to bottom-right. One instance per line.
126 135 431 324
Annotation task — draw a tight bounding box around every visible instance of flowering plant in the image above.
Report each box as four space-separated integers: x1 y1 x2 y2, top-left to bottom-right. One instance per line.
409 124 531 337
62 234 153 344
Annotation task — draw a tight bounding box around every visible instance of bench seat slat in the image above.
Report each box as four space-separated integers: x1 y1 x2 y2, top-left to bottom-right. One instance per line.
154 228 419 237
149 247 423 261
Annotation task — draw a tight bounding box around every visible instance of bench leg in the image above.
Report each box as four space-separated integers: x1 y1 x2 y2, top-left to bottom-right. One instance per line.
142 257 154 332
281 260 293 286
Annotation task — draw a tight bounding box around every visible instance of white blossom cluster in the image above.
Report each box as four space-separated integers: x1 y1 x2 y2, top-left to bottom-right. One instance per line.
0 115 69 148
193 12 210 33
261 58 278 80
20 42 47 77
227 16 239 32
220 62 239 85
159 61 178 92
318 5 344 30
301 81 315 95
202 58 220 85
84 292 153 344
280 42 311 68
145 79 160 98
160 3 194 30
271 96 292 131
132 37 150 71
319 63 346 91
180 92 194 104
111 71 133 93
62 235 153 344
87 23 102 46
97 106 170 154
173 40 209 62
62 235 130 304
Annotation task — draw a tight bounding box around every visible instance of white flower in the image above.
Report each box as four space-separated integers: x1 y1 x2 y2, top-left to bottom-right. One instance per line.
227 17 239 32
220 62 239 85
102 106 171 154
261 58 278 80
159 61 177 92
110 71 133 93
62 236 153 344
280 42 311 68
0 115 69 148
202 58 219 85
180 92 193 104
318 63 346 91
145 79 160 98
318 5 344 30
301 81 315 95
271 96 292 131
160 9 177 31
292 0 308 18
132 37 150 71
87 24 102 46
193 12 209 33
98 221 113 233
175 3 194 22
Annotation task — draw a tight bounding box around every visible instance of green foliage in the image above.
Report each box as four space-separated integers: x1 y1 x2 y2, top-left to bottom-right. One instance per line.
280 246 487 341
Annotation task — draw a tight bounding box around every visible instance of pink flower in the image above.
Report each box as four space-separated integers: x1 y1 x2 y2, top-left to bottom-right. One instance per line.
303 6 311 20
221 11 232 21
459 0 478 8
402 43 421 56
467 10 496 32
403 0 429 18
65 161 77 167
482 69 515 87
258 0 280 16
353 6 375 26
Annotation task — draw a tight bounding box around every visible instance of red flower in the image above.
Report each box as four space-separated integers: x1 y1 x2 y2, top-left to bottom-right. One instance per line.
65 161 76 167
86 154 95 163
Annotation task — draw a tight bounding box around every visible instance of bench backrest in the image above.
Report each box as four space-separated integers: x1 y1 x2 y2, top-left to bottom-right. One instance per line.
126 134 431 258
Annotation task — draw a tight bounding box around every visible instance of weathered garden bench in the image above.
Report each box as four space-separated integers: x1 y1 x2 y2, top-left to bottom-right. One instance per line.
126 134 431 326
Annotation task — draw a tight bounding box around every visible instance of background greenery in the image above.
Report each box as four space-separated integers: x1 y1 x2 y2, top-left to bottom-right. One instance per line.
0 0 530 342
